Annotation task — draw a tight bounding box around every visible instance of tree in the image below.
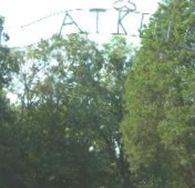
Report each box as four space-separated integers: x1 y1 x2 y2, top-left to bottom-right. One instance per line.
10 34 133 187
0 46 25 187
121 0 195 187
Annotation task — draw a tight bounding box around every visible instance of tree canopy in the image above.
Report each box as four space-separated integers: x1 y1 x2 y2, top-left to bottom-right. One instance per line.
0 0 195 187
0 34 134 188
121 0 195 187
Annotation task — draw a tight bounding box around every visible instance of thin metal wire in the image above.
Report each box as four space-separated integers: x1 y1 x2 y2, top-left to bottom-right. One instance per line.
4 8 151 30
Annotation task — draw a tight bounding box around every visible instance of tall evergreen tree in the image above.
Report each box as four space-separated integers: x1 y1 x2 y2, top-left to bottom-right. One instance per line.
121 0 195 187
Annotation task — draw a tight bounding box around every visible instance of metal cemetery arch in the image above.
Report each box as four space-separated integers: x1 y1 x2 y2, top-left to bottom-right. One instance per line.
59 0 151 37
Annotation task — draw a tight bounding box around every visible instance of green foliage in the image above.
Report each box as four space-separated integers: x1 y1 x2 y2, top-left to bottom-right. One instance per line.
0 47 25 188
0 48 20 87
121 0 195 187
1 34 133 188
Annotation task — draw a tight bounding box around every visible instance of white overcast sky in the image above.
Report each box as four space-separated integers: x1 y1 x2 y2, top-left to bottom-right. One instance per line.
0 0 160 47
1 0 160 102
